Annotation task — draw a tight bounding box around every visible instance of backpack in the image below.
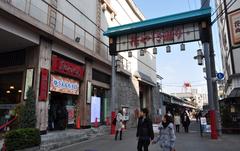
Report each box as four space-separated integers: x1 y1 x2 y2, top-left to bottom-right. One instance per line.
112 117 117 125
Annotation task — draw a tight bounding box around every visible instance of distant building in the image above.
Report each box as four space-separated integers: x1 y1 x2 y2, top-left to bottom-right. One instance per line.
171 88 208 110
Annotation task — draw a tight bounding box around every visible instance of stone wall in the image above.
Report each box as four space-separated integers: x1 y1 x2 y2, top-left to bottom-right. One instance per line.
115 74 139 127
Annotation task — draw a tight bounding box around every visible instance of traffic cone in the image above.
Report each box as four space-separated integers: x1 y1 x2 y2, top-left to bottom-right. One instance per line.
2 143 6 151
76 116 81 129
94 118 98 128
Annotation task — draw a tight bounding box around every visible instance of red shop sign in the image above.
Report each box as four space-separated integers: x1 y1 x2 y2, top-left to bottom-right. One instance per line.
39 68 49 101
51 55 85 80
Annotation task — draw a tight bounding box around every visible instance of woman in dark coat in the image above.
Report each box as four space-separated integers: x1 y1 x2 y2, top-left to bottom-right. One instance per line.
181 110 190 133
136 108 154 151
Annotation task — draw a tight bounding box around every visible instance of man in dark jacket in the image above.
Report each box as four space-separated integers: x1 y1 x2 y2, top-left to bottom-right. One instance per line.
136 108 154 151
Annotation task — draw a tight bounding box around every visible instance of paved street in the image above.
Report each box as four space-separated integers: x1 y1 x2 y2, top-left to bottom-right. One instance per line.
54 122 240 151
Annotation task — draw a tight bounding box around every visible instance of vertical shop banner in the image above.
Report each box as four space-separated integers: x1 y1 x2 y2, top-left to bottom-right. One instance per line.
229 10 240 46
39 68 49 101
91 96 101 123
24 68 34 100
50 74 79 95
66 105 75 125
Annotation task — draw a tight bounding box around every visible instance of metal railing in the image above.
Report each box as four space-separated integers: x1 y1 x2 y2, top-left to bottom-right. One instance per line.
0 0 112 61
116 55 131 73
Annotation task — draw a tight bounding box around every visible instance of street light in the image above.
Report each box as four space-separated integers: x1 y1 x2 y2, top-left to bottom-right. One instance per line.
166 45 171 53
194 49 204 65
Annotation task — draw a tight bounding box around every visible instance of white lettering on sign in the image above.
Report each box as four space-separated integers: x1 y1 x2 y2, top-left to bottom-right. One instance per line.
116 23 200 52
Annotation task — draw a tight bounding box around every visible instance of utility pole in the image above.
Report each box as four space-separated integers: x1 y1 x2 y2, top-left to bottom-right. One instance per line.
109 37 117 134
201 0 222 137
200 20 218 139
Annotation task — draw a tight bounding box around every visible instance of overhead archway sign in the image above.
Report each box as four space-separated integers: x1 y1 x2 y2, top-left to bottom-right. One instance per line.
104 7 211 54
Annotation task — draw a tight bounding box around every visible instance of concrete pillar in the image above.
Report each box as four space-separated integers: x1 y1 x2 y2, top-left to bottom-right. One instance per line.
35 37 52 132
79 59 92 126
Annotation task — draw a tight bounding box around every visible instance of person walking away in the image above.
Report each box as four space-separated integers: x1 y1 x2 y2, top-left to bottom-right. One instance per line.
136 108 154 151
181 110 190 133
115 110 123 140
174 113 181 133
153 114 176 151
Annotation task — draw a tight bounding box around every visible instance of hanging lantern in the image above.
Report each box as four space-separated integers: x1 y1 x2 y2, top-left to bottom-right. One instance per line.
128 51 132 57
180 43 185 51
153 47 157 55
166 45 171 53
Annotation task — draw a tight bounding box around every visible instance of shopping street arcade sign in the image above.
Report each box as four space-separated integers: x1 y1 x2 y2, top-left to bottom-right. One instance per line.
104 7 212 55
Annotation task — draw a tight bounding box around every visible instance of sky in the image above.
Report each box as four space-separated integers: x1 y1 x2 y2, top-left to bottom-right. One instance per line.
133 0 223 94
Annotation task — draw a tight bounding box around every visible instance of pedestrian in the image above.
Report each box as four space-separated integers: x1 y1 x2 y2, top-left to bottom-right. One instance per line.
136 108 154 151
152 114 176 151
181 110 190 133
174 113 181 133
115 110 123 140
197 111 202 122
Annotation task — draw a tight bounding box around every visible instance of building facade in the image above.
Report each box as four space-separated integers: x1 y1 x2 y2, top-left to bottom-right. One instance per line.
0 0 157 132
216 0 240 97
216 0 240 132
171 88 208 110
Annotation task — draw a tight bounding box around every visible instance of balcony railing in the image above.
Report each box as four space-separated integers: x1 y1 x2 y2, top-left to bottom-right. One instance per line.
0 0 111 61
116 55 131 73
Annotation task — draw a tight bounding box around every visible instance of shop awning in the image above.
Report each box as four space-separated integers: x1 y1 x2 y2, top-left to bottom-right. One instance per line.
228 88 240 98
134 71 156 86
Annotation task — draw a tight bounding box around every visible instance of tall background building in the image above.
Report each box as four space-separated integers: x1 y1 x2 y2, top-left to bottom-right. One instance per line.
216 0 240 132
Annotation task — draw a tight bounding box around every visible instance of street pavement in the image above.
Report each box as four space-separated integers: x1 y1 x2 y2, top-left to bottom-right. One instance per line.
54 121 240 151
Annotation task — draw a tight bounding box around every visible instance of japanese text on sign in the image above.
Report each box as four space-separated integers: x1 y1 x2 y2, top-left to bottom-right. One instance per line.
116 23 200 52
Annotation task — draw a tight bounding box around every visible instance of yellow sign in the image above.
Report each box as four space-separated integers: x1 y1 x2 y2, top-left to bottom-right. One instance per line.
50 74 79 95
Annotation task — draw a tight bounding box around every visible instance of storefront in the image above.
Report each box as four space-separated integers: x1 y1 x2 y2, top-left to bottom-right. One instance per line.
89 69 110 124
48 54 84 130
0 50 26 127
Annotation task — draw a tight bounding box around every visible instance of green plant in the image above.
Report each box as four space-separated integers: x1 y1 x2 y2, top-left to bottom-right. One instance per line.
9 104 24 130
4 128 41 151
18 87 36 128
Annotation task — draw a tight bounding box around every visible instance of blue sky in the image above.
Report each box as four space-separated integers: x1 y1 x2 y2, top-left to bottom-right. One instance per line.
134 0 222 94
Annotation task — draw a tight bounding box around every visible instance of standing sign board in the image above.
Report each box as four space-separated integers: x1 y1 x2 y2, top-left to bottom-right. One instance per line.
200 117 211 136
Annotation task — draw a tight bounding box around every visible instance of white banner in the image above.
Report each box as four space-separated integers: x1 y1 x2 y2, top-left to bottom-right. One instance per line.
90 96 101 123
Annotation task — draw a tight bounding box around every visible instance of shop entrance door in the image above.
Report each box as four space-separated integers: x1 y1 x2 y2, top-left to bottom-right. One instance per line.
48 92 76 130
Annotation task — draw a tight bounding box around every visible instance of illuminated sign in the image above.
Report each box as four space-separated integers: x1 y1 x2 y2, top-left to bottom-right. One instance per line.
50 74 79 95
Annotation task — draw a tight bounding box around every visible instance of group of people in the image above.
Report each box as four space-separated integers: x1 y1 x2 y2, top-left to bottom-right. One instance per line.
173 110 191 133
113 108 177 151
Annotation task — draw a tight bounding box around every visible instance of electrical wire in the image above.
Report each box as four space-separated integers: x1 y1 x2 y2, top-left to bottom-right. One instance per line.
211 0 237 25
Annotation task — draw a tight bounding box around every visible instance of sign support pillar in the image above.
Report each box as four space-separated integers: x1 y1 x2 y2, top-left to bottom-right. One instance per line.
203 42 218 139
